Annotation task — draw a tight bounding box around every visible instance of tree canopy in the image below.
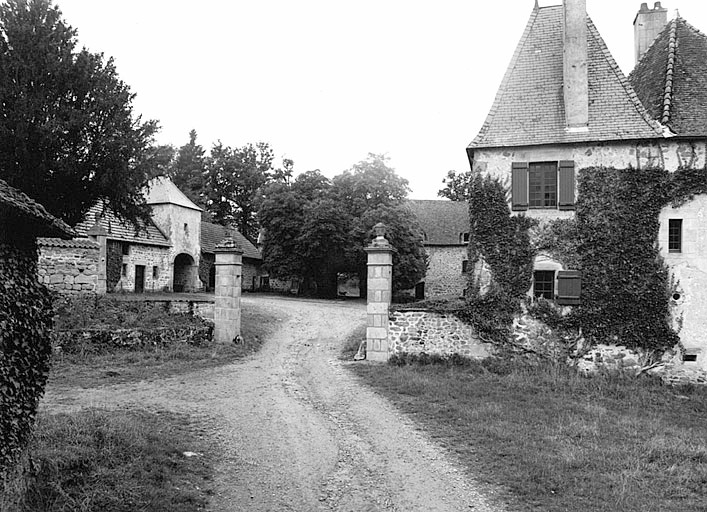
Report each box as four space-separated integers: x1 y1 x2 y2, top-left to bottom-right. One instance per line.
258 154 427 297
0 0 157 226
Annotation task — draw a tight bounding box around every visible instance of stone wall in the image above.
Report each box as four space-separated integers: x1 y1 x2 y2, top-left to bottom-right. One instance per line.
388 309 493 359
38 240 99 294
113 243 171 293
423 246 467 298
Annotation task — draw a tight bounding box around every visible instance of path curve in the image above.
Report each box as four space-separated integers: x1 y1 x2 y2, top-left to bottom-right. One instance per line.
41 296 507 512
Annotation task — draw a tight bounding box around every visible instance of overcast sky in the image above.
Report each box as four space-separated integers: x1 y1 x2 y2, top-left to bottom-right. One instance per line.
54 0 707 199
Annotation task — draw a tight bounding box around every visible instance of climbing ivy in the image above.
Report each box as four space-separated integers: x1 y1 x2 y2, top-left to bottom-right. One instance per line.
0 238 54 481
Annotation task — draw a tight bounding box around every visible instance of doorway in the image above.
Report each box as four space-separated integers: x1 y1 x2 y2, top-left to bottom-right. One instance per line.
135 265 145 293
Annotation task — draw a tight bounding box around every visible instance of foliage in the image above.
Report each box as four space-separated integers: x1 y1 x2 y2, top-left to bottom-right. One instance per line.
258 154 427 296
204 141 285 239
467 170 536 300
437 169 474 201
0 240 53 482
575 166 678 351
170 129 206 208
531 218 581 270
0 0 157 226
52 295 209 331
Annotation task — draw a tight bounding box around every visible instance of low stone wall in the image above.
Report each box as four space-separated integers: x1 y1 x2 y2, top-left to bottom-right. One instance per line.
52 324 213 354
38 238 99 294
167 300 214 321
388 309 493 359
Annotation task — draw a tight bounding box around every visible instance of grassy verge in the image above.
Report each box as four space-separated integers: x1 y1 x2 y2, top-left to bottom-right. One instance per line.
2 409 214 512
346 341 707 511
49 303 279 388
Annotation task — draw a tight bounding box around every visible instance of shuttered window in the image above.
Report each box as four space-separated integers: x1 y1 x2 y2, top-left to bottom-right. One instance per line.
533 270 555 299
511 162 529 210
556 270 581 305
511 160 576 210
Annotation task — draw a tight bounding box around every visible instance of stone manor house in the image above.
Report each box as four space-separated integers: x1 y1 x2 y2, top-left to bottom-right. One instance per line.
467 0 707 369
38 177 264 294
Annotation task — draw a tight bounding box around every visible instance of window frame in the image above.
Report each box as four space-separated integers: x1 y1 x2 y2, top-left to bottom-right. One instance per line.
528 162 558 209
533 270 555 300
668 219 682 253
511 160 575 211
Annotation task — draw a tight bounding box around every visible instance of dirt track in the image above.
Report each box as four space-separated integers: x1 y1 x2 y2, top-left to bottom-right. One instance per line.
41 296 506 511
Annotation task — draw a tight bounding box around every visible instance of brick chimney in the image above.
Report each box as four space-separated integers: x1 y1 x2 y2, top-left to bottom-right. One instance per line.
634 2 668 64
563 0 589 131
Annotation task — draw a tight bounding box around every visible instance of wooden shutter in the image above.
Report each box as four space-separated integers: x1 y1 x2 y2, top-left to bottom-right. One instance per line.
556 270 581 305
511 162 528 211
558 160 575 210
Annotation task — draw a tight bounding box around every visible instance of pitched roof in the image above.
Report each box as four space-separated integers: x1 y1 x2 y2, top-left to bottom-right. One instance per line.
200 222 262 260
38 237 99 249
73 203 171 247
144 176 202 211
469 5 664 150
630 17 707 136
0 178 74 238
408 200 469 246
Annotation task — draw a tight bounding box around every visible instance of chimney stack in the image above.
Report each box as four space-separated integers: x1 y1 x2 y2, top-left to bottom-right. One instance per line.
563 0 589 131
634 2 668 64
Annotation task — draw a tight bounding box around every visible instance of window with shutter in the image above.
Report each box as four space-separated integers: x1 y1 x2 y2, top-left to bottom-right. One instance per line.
556 270 581 305
529 162 558 208
533 270 555 299
511 162 529 211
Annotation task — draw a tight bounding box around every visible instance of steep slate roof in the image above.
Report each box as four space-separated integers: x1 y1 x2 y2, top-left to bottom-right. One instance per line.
0 178 74 238
200 222 262 260
73 203 171 247
469 5 664 150
630 17 707 136
408 200 469 246
145 176 202 211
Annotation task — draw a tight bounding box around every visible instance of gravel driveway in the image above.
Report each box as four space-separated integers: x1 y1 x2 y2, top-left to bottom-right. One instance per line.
41 296 507 512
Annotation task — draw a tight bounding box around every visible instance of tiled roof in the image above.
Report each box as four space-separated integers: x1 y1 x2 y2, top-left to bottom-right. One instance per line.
38 237 99 249
145 176 202 211
0 178 74 238
408 200 469 246
73 203 171 247
200 222 262 260
630 17 707 136
469 5 664 150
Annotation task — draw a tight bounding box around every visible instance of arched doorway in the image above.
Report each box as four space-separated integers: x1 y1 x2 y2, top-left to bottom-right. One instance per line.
173 253 196 292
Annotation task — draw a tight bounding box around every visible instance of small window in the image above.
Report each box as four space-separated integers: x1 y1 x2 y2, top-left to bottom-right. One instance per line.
121 263 127 277
121 243 129 255
462 260 469 273
533 270 555 300
152 266 158 279
668 219 682 253
184 223 188 232
462 232 470 243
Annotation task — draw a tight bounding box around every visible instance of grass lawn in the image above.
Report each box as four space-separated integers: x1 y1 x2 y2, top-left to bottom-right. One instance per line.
343 328 707 512
1 299 279 511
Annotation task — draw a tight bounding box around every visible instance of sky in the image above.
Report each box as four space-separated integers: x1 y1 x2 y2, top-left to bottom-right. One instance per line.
54 0 707 199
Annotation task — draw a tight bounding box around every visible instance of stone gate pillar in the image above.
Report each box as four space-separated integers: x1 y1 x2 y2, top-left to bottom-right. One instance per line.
87 222 107 294
365 223 395 362
214 234 243 344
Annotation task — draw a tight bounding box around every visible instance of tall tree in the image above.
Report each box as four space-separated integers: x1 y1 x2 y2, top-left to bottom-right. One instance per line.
170 129 206 206
205 141 275 239
438 169 474 201
0 0 157 226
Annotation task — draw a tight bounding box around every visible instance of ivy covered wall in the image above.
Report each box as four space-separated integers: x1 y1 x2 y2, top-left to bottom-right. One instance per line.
0 236 53 478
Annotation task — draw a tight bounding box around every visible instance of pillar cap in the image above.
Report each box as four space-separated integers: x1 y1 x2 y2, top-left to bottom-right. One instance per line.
366 222 395 251
214 226 244 253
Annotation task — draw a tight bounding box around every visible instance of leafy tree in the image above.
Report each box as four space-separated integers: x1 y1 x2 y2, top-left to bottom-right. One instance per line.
438 169 474 201
0 0 157 226
205 141 275 239
258 155 427 297
144 144 175 179
170 129 206 207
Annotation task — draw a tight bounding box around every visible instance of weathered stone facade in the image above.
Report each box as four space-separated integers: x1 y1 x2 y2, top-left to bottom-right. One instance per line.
389 309 493 359
111 243 171 293
424 246 467 298
38 239 99 294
